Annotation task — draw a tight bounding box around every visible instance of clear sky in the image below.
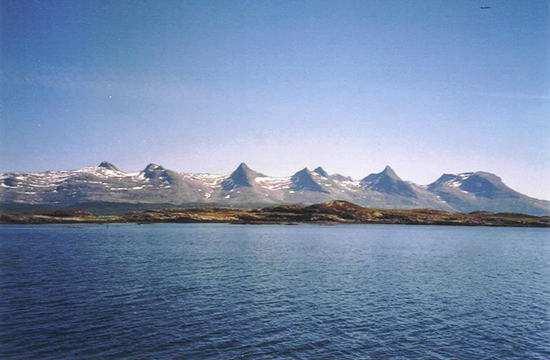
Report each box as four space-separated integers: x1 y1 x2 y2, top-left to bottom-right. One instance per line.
1 0 549 198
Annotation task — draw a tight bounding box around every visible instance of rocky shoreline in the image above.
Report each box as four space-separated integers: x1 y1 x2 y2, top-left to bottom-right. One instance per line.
1 201 548 227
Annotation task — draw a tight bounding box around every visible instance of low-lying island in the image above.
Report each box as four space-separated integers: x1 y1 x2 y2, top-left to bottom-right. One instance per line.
1 201 549 227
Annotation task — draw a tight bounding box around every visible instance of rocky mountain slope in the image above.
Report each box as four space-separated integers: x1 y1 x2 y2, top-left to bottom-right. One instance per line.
1 162 548 215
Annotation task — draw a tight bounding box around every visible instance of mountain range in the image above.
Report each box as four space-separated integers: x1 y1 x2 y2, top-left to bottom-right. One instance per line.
1 162 548 216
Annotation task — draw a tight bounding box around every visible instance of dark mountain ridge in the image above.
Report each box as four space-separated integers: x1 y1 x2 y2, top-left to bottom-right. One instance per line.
290 168 329 193
221 163 265 190
360 165 416 197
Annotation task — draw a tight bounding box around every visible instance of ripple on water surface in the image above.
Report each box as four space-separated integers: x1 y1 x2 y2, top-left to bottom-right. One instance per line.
0 224 549 359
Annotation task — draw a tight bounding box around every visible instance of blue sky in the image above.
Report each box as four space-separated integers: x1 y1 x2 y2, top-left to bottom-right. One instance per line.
1 0 549 198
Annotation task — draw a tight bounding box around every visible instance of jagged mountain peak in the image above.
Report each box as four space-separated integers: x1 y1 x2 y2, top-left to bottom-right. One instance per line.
222 163 265 190
143 163 165 172
295 167 310 175
291 168 327 193
140 163 176 184
138 163 180 187
361 166 414 197
380 165 400 180
236 162 251 170
97 161 120 172
234 162 265 177
313 167 329 177
361 166 402 184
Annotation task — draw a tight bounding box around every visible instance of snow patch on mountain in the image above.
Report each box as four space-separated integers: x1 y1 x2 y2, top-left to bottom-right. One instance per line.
2 163 548 215
254 176 292 190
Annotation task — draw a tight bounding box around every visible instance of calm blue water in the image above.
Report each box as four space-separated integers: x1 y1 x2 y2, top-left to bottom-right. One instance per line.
0 224 548 359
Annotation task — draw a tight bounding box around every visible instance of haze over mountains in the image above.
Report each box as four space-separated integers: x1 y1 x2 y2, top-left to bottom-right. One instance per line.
1 162 548 216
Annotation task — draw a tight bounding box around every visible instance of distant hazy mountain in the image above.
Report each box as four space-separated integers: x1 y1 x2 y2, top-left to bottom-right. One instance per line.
1 162 548 215
361 166 415 197
427 172 549 216
221 163 265 190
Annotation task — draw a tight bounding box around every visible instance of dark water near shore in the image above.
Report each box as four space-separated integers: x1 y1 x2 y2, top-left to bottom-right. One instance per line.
0 224 548 359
